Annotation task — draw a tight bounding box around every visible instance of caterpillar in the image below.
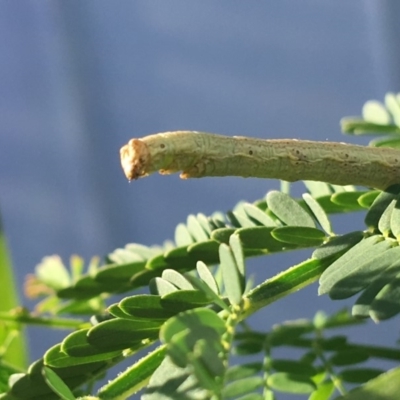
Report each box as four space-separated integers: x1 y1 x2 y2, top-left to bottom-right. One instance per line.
120 131 400 190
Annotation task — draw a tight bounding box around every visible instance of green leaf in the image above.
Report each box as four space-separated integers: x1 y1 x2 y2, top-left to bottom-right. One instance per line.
357 190 380 208
129 269 161 288
330 191 367 210
271 359 316 376
266 321 313 346
267 372 316 394
57 275 127 299
109 242 158 263
335 367 400 400
211 228 237 244
126 242 162 259
370 136 400 149
227 208 256 228
312 231 364 261
44 344 117 368
94 261 146 283
364 185 400 229
162 329 190 369
174 223 194 247
193 338 225 378
309 194 355 214
160 308 225 344
165 255 195 272
42 367 76 400
302 193 332 234
188 340 224 392
186 215 209 242
351 261 400 318
303 181 333 197
166 324 223 370
143 356 207 400
385 92 400 126
209 212 227 229
0 362 20 393
378 199 396 236
271 226 326 247
61 329 122 358
390 196 400 240
53 298 101 316
266 191 316 227
330 184 356 194
229 234 245 279
308 380 335 400
188 358 220 393
160 290 212 312
107 246 143 264
318 236 388 295
7 372 48 399
150 277 179 296
187 239 220 264
225 362 263 382
184 274 228 312
301 352 318 366
161 269 193 290
9 359 110 400
369 274 400 321
120 294 177 319
243 203 276 226
196 261 219 294
311 310 327 330
87 319 159 351
341 118 400 135
339 368 383 383
328 244 400 300
322 308 364 329
237 226 295 251
107 303 138 319
219 243 244 305
196 213 213 235
320 335 348 351
0 213 27 370
362 100 391 125
36 256 71 289
8 359 88 400
223 376 263 398
329 349 369 366
234 337 264 355
163 245 189 263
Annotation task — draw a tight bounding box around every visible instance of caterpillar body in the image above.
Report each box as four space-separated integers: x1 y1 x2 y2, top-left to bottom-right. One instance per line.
120 131 400 190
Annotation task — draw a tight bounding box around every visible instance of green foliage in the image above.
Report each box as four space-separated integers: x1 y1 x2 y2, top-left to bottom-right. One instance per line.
341 92 400 144
2 93 400 399
0 212 27 370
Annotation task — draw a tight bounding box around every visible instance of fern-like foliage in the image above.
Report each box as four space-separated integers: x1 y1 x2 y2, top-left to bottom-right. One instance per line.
341 92 400 144
2 93 400 399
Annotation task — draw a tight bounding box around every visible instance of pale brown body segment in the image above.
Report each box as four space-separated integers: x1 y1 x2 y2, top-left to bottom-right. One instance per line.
120 131 400 190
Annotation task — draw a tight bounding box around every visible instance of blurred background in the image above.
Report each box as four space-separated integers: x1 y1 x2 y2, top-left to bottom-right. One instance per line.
1 1 400 397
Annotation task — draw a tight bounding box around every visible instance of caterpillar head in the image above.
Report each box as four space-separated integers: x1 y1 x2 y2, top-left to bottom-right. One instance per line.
120 139 151 180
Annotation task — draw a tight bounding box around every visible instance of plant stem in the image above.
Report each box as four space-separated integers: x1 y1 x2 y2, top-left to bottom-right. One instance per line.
0 310 87 330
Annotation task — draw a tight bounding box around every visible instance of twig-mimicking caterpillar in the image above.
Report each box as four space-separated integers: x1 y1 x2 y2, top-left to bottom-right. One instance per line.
120 131 400 190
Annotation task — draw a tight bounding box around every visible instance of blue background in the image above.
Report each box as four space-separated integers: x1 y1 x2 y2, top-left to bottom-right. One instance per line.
1 1 400 398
